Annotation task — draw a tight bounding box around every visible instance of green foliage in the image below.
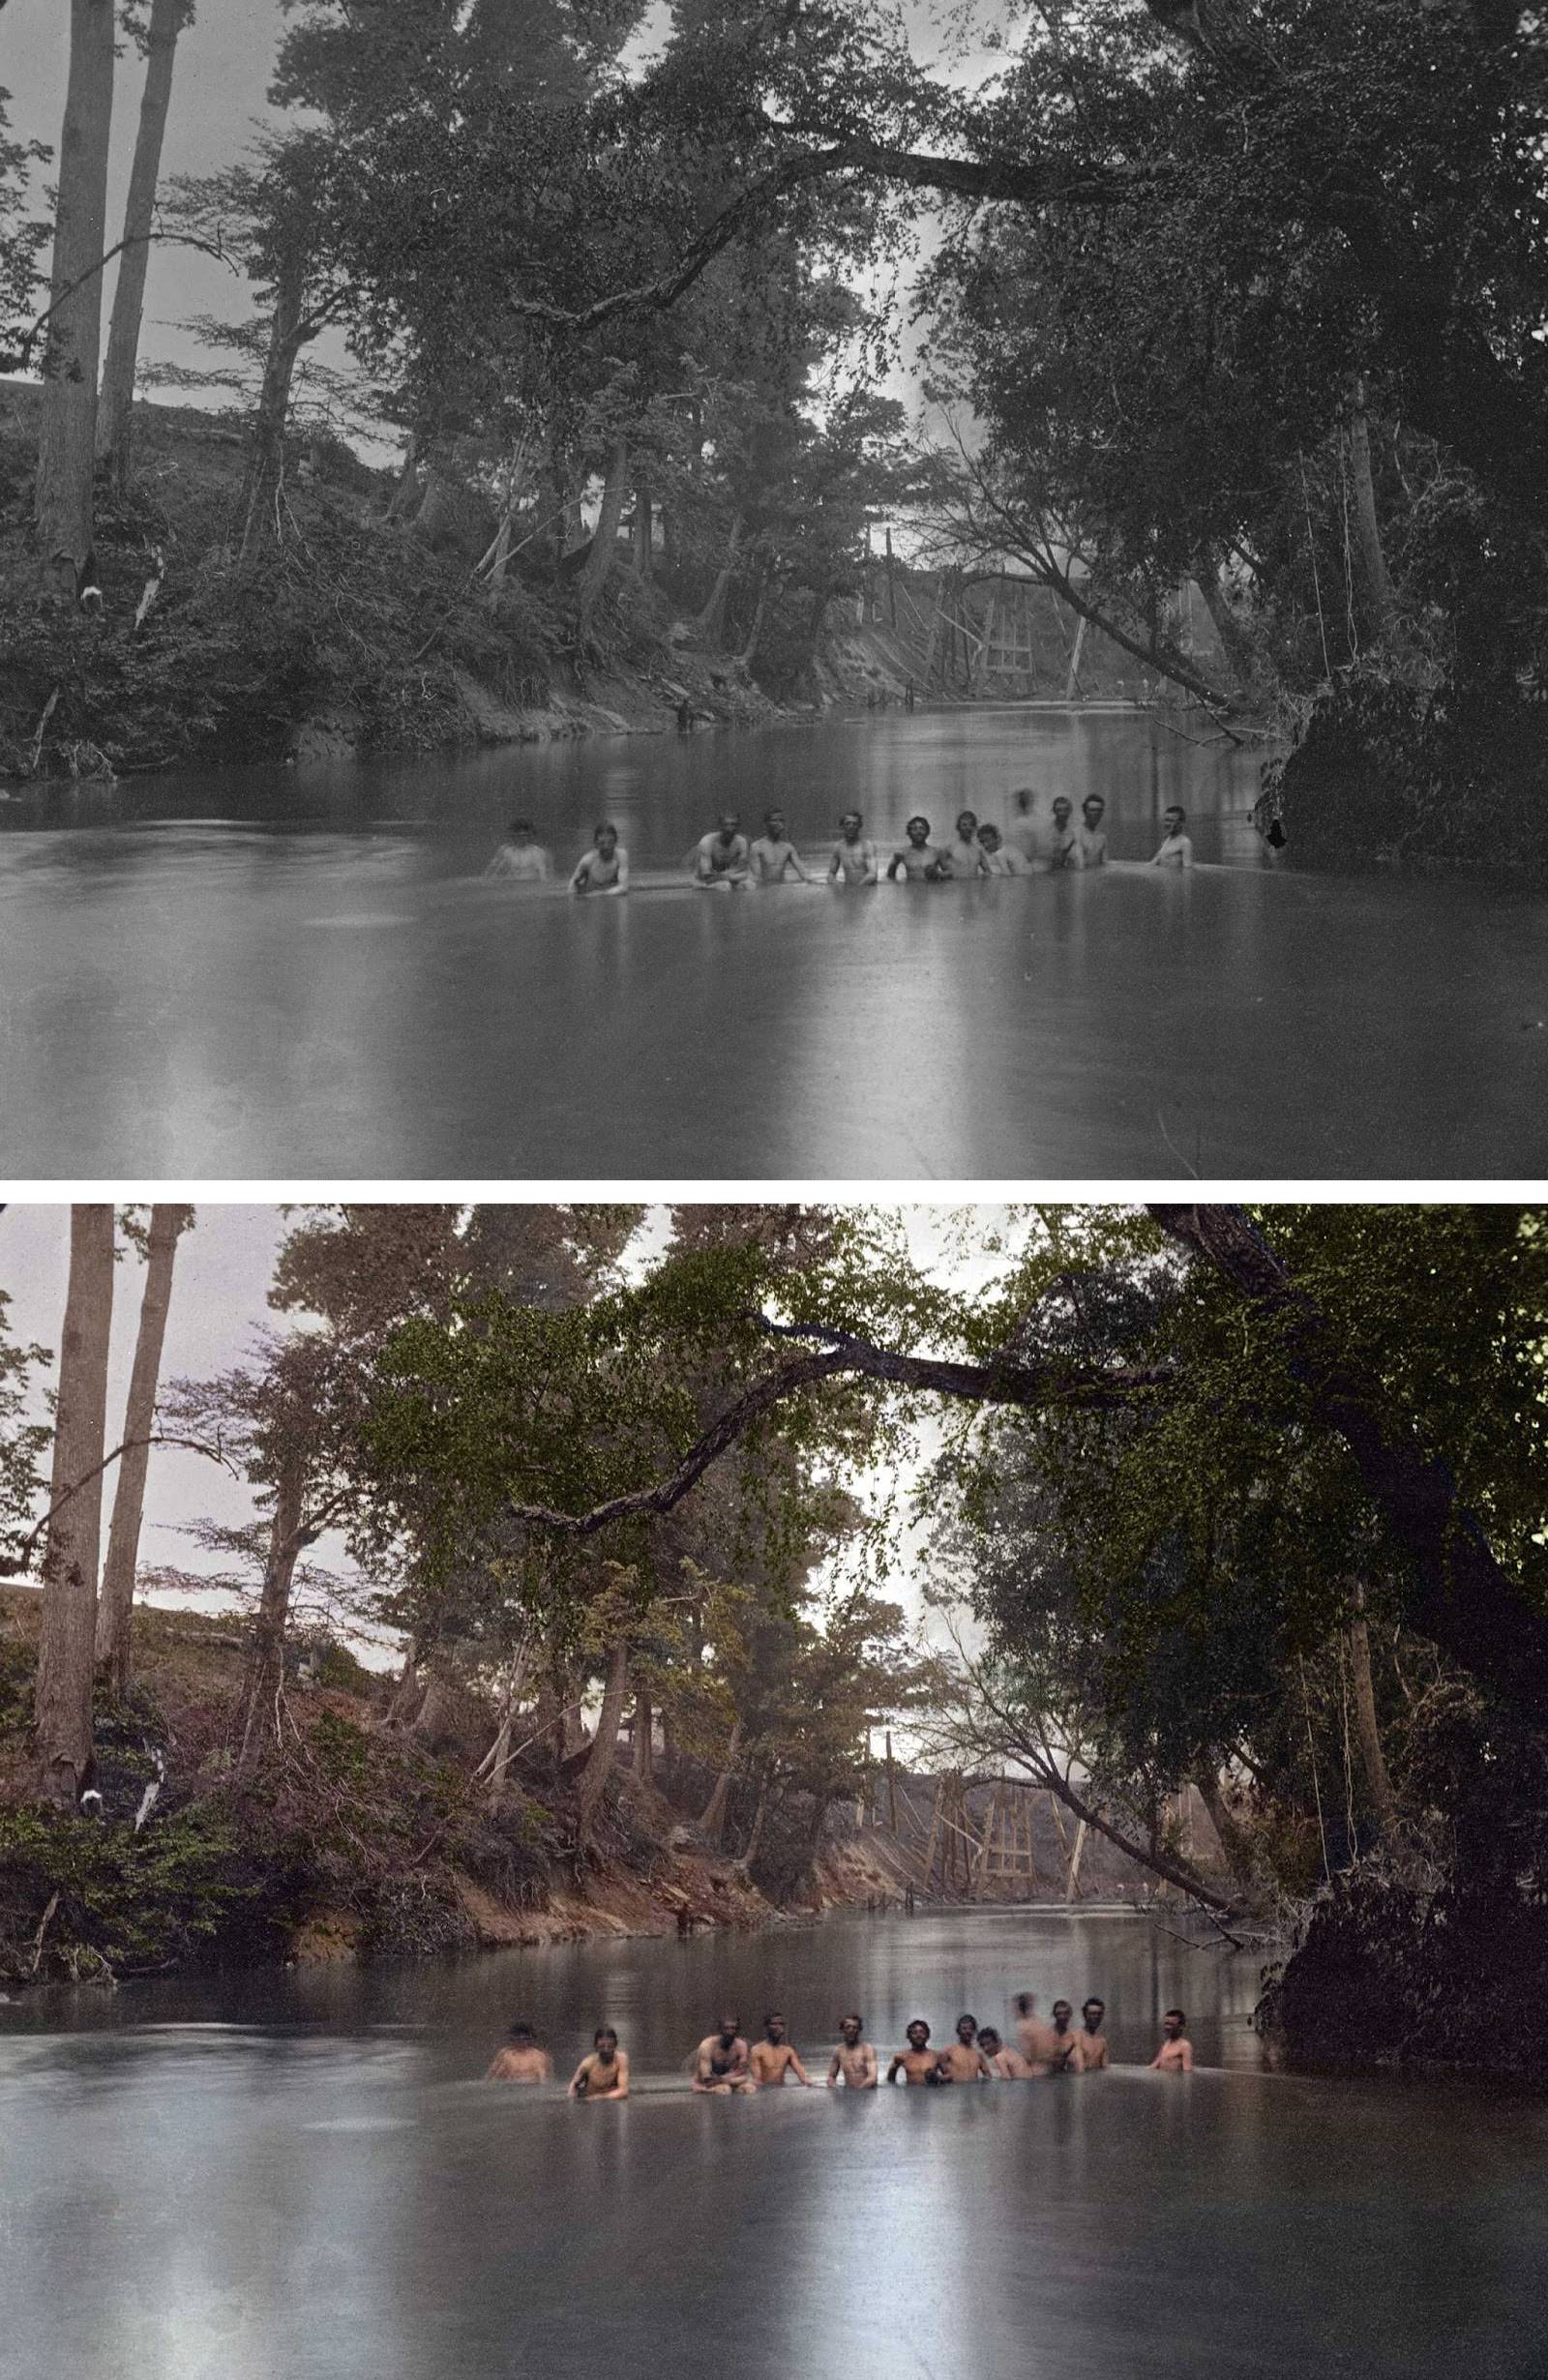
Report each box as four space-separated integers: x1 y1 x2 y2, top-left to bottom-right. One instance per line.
0 1800 262 1980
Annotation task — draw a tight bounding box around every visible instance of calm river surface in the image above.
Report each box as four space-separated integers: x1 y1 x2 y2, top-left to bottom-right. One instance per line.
3 1909 1543 2379
3 708 1545 1178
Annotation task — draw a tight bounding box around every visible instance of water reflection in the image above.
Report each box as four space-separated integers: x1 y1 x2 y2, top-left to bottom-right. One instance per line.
3 715 1546 1177
3 1915 1546 2379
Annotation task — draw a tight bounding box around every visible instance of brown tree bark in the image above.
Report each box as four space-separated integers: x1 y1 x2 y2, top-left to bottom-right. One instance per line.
1191 1762 1270 1909
576 1636 630 1845
576 436 630 650
699 1715 743 1847
96 0 188 490
237 248 308 564
737 1770 771 1870
35 0 117 598
33 1205 116 1805
233 1453 307 1776
632 1688 654 1782
95 1204 189 1695
1348 1586 1398 1835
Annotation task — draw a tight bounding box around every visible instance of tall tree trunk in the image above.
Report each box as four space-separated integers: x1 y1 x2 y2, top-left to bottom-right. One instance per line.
95 1203 188 1695
1064 1815 1087 1901
1194 560 1261 697
35 0 117 599
384 428 421 521
96 0 186 491
1349 383 1396 633
33 1205 116 1805
693 513 742 645
1192 1761 1269 1909
1348 1585 1398 1835
737 1770 771 1870
738 560 770 670
632 478 652 578
233 1454 306 1776
576 1636 630 1845
410 455 456 547
237 250 307 564
576 436 629 651
699 1716 743 1847
632 1687 653 1783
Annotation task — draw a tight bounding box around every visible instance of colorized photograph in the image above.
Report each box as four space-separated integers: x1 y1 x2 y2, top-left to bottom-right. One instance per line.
0 1199 1543 2376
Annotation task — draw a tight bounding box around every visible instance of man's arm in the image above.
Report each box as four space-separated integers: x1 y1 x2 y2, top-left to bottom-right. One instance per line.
1177 838 1194 870
1177 2040 1193 2070
827 2048 843 2085
568 856 588 892
568 2057 591 2097
610 2051 631 2097
787 848 816 882
859 2044 878 2086
788 2051 813 2086
885 2053 905 2082
607 850 631 896
973 2050 993 2081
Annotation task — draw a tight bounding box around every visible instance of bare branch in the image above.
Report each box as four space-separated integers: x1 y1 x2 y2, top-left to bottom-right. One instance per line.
16 1434 236 1571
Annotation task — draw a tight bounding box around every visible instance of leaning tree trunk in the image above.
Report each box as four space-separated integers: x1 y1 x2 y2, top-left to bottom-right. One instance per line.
236 249 308 564
233 1454 306 1776
736 1770 771 1871
1192 1762 1269 1910
1349 383 1396 636
632 1687 653 1783
576 1636 630 1847
33 1205 116 1805
95 1203 188 1696
699 1716 743 1848
693 514 742 646
1347 1586 1398 1836
575 436 630 653
96 0 186 491
632 477 652 579
35 0 117 600
738 559 771 670
1194 560 1263 699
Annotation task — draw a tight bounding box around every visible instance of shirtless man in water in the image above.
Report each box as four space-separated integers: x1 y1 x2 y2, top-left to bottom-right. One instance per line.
749 809 814 884
1048 2000 1081 2073
941 811 988 879
1078 1998 1110 2071
1151 806 1194 869
975 2027 1033 2079
486 2018 551 2082
1076 794 1109 868
936 2013 993 2083
976 822 1028 876
568 2025 629 2098
749 2012 813 2087
887 2019 942 2085
694 2012 757 2093
694 813 751 888
485 818 551 880
1150 2008 1194 2070
887 816 948 881
1012 1992 1062 2075
828 811 878 885
827 2012 878 2089
569 822 630 896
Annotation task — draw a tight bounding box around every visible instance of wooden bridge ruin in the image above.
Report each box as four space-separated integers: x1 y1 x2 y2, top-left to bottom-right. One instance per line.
860 1739 1090 1905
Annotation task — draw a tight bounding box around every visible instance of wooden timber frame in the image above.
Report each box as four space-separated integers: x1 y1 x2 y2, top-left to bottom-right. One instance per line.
864 1770 1089 1904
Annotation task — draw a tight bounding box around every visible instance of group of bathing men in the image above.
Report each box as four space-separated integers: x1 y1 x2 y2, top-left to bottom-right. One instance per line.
485 789 1196 894
485 1995 1195 2098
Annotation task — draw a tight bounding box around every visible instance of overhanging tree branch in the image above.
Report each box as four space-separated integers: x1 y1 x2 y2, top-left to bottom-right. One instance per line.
1148 1204 1548 1709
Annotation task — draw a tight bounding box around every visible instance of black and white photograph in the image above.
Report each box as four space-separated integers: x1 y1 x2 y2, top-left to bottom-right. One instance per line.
3 5 1548 2379
2 1 1546 1177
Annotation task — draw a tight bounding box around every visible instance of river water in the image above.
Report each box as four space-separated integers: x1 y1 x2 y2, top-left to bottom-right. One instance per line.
2 709 1544 1179
3 1909 1542 2379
